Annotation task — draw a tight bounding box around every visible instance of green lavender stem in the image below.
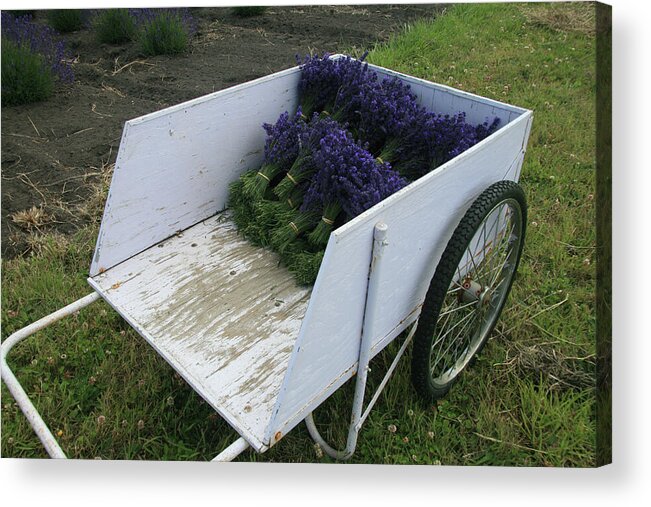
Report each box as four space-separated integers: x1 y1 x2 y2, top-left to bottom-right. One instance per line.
307 202 342 248
271 210 319 253
242 163 282 198
274 155 314 199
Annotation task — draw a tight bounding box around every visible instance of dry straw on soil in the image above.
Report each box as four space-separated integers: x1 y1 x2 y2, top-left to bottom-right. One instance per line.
11 206 52 231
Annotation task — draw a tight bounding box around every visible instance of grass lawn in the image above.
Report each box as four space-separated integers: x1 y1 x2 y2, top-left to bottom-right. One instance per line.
1 2 598 465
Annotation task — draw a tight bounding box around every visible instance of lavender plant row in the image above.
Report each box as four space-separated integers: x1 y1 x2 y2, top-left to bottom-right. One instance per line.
1 12 74 84
127 8 197 37
229 54 501 285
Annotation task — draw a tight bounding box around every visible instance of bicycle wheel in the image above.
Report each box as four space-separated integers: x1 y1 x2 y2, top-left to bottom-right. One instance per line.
411 180 527 401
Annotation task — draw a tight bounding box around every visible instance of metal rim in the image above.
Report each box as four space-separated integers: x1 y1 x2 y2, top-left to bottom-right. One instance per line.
429 198 524 388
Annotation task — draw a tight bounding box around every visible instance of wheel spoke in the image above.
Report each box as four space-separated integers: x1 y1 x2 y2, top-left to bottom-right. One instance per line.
466 241 482 281
466 203 511 289
488 226 516 289
438 299 478 318
431 308 475 359
480 222 512 290
486 276 509 310
431 310 478 377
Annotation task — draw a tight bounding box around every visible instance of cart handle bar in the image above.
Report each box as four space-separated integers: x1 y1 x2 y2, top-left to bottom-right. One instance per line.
1 292 101 458
1 292 250 462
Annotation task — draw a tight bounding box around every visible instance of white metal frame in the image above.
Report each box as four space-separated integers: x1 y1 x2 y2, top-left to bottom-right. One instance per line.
0 292 252 461
1 293 101 459
304 223 417 460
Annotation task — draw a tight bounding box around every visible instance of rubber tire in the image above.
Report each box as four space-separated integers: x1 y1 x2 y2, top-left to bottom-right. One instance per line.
411 180 527 402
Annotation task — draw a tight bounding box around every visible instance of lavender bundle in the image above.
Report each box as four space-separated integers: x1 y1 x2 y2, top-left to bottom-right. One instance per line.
427 113 501 168
228 53 503 286
300 54 502 179
244 109 307 198
270 208 320 253
301 128 408 247
355 76 421 156
297 52 375 123
296 53 342 117
273 114 340 200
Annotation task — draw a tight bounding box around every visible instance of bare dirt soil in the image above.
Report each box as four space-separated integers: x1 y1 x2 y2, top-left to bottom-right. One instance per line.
1 4 441 259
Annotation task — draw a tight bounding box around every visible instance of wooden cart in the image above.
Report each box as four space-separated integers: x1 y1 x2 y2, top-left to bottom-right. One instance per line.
2 57 533 461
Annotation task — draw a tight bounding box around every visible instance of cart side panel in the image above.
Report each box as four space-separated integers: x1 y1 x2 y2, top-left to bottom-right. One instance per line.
90 68 301 276
268 111 532 444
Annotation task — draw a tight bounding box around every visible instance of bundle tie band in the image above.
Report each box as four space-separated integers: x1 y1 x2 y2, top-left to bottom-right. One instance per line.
289 222 299 234
321 216 335 226
257 171 271 182
376 157 384 164
287 173 298 185
287 198 294 208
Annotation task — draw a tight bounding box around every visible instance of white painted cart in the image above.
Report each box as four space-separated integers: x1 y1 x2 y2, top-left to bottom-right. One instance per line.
2 58 533 461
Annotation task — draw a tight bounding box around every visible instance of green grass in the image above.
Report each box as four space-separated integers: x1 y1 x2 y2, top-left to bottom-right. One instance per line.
1 2 598 465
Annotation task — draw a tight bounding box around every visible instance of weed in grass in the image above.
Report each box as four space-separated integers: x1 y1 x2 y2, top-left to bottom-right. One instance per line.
517 379 595 466
24 232 70 258
94 9 137 44
46 9 87 33
521 2 596 36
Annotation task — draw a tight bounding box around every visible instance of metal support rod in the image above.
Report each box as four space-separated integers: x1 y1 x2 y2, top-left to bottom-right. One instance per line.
211 436 250 462
1 292 101 459
357 322 417 429
305 222 390 460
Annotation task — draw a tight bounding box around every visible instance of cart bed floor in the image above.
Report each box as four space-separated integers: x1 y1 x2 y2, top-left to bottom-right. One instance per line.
88 210 311 451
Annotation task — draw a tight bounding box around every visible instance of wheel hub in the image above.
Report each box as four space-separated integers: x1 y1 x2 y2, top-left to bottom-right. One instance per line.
478 287 493 308
459 278 482 304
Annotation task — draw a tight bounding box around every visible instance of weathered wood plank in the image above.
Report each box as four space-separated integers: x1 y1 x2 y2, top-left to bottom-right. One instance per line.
89 211 310 451
90 67 302 277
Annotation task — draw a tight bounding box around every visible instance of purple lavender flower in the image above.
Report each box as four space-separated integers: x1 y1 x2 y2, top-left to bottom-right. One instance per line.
297 53 341 116
355 76 421 151
425 112 501 169
296 53 502 180
273 113 343 199
244 108 307 197
302 127 408 219
1 12 74 83
297 52 374 119
262 108 307 169
301 126 407 247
